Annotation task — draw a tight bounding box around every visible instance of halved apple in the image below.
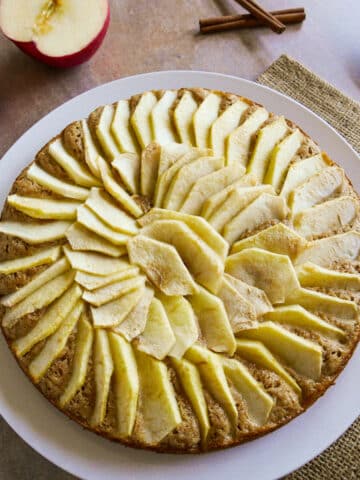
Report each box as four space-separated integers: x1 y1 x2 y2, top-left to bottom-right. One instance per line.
224 274 273 317
81 120 101 177
64 246 131 276
83 275 145 306
66 222 125 257
151 90 178 144
95 105 121 160
140 142 161 199
193 93 221 149
77 205 129 245
0 245 61 275
112 153 140 194
8 194 81 220
0 220 71 244
111 100 140 154
296 262 360 290
173 90 198 144
75 267 139 291
130 92 158 149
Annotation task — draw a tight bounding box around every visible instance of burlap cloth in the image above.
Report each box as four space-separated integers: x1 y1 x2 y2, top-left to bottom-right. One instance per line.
258 54 360 480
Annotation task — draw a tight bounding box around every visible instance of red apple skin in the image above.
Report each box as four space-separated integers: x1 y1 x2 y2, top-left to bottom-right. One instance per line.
3 3 110 68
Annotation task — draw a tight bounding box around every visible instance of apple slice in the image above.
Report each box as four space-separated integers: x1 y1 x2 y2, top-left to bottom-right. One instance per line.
231 223 307 259
158 143 191 176
108 332 139 438
225 248 300 304
264 129 303 191
140 142 161 199
294 196 358 238
236 339 301 396
173 90 198 144
210 100 249 158
185 345 238 427
111 100 140 154
75 267 139 291
171 357 210 443
164 156 224 211
296 262 360 290
91 287 144 328
0 220 71 244
180 164 246 215
66 222 125 257
294 231 360 267
112 153 140 194
77 205 129 245
91 329 114 427
113 286 154 341
131 92 158 148
135 349 181 445
151 90 178 144
224 274 273 317
27 163 89 200
189 286 236 355
222 358 274 426
227 107 269 166
48 138 100 187
138 208 228 261
127 236 198 295
193 93 221 149
81 120 101 178
158 294 198 359
95 105 121 159
238 322 322 379
0 0 110 68
59 311 94 407
29 300 83 382
264 305 345 338
3 270 76 329
7 194 81 220
0 245 61 275
223 193 288 244
83 275 145 306
12 283 82 355
141 219 224 293
64 246 131 276
247 117 288 182
285 288 357 319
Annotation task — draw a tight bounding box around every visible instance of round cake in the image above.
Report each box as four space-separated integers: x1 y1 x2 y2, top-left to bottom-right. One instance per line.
0 88 359 453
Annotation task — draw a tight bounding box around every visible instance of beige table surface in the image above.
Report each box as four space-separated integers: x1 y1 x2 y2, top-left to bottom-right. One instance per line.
0 0 359 478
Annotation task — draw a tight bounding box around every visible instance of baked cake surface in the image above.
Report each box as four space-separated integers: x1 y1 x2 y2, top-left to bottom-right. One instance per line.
0 88 359 453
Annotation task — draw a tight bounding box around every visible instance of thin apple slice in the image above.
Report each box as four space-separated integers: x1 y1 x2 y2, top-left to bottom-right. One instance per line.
75 267 139 291
264 129 303 191
77 205 129 245
95 104 121 159
158 294 198 359
227 107 269 166
112 153 140 194
280 154 328 201
180 164 246 215
231 223 307 259
12 283 82 355
97 156 143 217
1 257 70 308
0 245 61 275
296 262 360 290
189 286 236 355
185 345 238 427
225 248 300 304
127 236 198 295
7 194 81 220
83 275 145 306
210 100 249 158
138 208 229 261
294 196 358 238
3 270 76 329
0 220 71 244
141 219 224 293
164 156 224 211
151 90 178 144
48 138 100 187
265 305 345 338
81 119 101 177
173 90 198 144
111 100 140 154
27 163 89 200
140 142 161 199
247 117 288 182
238 322 322 379
224 274 273 317
222 358 274 426
193 93 221 148
91 329 114 427
108 332 139 438
135 349 181 444
29 300 83 382
113 286 154 341
158 143 191 176
130 92 158 148
59 311 94 408
91 287 144 328
294 231 360 267
64 246 131 276
66 222 125 257
171 357 210 443
223 193 288 244
236 339 301 396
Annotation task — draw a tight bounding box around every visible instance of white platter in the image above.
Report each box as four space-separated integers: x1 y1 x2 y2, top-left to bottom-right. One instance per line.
0 71 359 480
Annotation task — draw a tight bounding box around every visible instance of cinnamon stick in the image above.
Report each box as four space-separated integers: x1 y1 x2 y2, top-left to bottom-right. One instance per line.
200 8 304 28
234 0 286 34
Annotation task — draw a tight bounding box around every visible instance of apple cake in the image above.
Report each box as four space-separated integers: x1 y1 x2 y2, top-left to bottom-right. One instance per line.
1 88 359 453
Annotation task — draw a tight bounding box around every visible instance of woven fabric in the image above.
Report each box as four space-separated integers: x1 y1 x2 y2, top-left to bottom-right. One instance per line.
258 54 360 480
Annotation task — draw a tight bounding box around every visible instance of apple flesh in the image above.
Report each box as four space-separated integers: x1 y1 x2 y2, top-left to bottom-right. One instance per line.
0 0 110 68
